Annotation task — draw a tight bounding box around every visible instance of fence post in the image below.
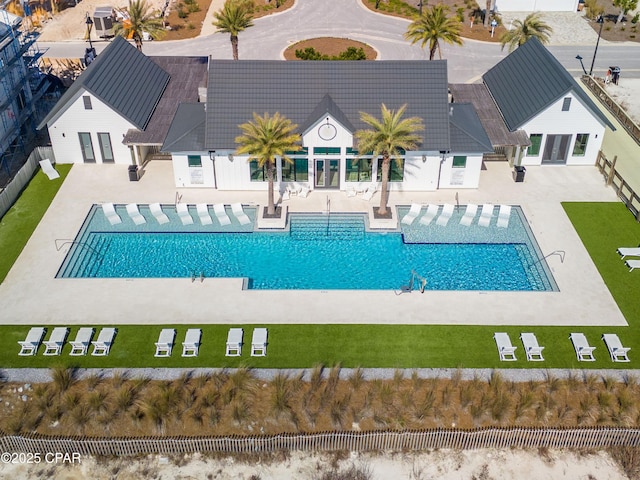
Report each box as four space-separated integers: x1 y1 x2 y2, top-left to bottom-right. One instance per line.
607 155 617 186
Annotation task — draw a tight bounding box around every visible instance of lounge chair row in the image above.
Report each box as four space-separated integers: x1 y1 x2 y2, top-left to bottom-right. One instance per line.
101 203 251 227
494 332 631 363
281 184 310 200
154 327 268 358
401 204 512 228
18 327 117 356
344 183 377 201
617 245 640 272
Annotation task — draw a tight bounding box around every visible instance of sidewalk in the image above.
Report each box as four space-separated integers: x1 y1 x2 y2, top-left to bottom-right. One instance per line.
199 0 226 36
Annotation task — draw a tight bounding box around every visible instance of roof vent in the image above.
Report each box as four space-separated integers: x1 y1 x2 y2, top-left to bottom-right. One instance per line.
198 86 207 103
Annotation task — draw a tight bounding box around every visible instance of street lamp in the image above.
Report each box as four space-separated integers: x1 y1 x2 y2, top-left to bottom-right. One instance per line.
589 15 605 76
575 54 587 75
85 13 94 50
84 13 96 66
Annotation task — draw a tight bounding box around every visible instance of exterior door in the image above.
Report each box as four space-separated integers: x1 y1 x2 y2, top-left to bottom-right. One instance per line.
97 133 114 163
542 134 571 164
314 159 340 189
78 132 95 163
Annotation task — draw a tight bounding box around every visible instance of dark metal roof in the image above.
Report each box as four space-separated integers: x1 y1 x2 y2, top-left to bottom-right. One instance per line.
205 60 450 151
483 37 614 131
161 103 206 152
124 56 208 145
38 36 170 130
448 103 494 154
449 83 530 147
301 94 355 134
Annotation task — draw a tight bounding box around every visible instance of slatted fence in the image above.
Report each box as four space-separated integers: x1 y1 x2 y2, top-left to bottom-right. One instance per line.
595 150 640 220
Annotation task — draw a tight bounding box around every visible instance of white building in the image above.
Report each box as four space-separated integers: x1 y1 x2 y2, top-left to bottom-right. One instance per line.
494 0 580 12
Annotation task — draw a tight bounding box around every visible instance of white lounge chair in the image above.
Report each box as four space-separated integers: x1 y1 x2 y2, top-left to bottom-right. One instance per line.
459 204 478 226
569 333 596 361
287 185 301 197
182 328 202 357
196 204 213 225
149 203 170 225
602 333 631 362
618 247 640 259
625 259 640 272
362 184 377 201
176 203 194 225
91 327 117 356
419 204 439 226
401 203 423 225
298 184 310 198
251 328 268 357
101 203 122 225
520 332 544 361
494 332 517 361
126 203 146 225
496 205 512 228
436 204 454 226
214 204 232 226
231 203 251 225
18 327 46 356
43 327 70 356
69 328 94 356
154 328 176 357
226 328 243 356
345 186 357 197
478 204 494 227
39 158 60 180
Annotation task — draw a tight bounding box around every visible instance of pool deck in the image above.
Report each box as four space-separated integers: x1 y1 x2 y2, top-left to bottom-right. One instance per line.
0 160 626 327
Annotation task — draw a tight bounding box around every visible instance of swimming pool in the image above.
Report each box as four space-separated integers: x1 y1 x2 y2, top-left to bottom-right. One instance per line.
58 205 557 291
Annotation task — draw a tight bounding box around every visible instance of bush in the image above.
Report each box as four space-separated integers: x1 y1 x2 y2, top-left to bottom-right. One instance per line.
295 46 367 61
632 13 639 24
584 0 604 20
177 8 188 18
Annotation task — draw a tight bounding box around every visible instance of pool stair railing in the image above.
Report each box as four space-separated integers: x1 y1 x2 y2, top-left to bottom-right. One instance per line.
175 192 182 204
528 250 565 268
289 215 364 240
190 271 205 283
395 269 427 295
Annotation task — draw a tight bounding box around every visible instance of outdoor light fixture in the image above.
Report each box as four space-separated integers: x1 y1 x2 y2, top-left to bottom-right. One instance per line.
575 55 587 75
208 150 216 160
422 155 427 163
589 15 605 76
228 154 234 162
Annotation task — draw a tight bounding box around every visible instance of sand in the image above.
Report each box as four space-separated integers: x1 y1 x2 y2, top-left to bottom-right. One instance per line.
606 78 640 125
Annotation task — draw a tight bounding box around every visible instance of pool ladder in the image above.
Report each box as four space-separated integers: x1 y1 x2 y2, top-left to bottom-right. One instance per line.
395 269 427 295
528 250 565 268
191 271 205 283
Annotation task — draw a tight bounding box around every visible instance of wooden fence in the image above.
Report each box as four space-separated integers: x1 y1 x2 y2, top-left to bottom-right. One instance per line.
596 150 640 221
2 427 640 456
0 146 55 219
581 75 640 146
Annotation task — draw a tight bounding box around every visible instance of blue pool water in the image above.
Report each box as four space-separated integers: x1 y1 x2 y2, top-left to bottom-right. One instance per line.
58 205 556 291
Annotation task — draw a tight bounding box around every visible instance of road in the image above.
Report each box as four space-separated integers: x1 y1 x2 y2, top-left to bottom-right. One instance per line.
36 0 640 83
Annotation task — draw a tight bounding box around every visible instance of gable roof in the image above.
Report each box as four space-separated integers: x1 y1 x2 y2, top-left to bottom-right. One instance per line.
205 60 450 151
38 36 170 130
162 103 206 152
483 37 614 131
300 94 355 134
448 103 493 154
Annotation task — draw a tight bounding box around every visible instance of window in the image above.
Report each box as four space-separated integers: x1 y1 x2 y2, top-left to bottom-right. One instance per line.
376 158 404 182
345 158 372 182
527 134 543 156
572 134 589 156
452 156 467 168
250 160 268 181
188 155 203 184
97 133 114 163
188 155 202 167
78 133 95 163
313 147 341 155
83 96 92 110
281 158 309 182
562 97 571 111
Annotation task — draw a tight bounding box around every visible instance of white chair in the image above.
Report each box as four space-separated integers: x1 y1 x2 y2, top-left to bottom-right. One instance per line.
126 203 146 225
18 327 46 356
69 328 94 356
214 204 232 226
43 327 70 356
436 204 454 226
176 203 194 225
494 332 517 361
226 328 243 356
496 205 512 228
625 259 640 272
478 204 494 228
419 204 439 226
569 333 596 361
182 328 202 357
251 328 268 357
196 204 213 225
154 328 176 357
149 203 169 225
287 185 301 197
39 158 60 180
618 247 640 259
101 203 122 226
231 203 251 225
91 327 117 356
459 204 478 226
361 184 377 201
602 333 631 362
401 203 423 225
345 185 357 197
298 184 310 198
520 332 544 361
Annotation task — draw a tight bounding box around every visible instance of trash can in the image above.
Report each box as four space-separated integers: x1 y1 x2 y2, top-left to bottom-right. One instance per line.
609 66 621 85
513 165 526 182
128 165 139 182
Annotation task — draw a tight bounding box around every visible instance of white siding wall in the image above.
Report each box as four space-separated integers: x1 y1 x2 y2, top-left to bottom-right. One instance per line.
495 0 578 12
47 89 136 164
172 153 216 188
395 154 440 191
520 92 606 166
215 152 266 191
438 154 483 189
302 115 353 148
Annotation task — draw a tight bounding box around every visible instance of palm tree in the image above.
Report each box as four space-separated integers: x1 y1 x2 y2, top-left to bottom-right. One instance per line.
404 5 463 60
213 0 254 60
499 12 553 52
354 104 424 216
114 0 164 51
235 112 301 216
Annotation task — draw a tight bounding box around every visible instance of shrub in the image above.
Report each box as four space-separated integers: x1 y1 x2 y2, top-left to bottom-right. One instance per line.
632 13 639 24
295 46 367 61
178 9 188 19
584 0 604 20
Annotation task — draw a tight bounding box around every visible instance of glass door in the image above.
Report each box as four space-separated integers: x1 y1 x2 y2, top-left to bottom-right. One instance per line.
315 159 325 188
315 159 340 189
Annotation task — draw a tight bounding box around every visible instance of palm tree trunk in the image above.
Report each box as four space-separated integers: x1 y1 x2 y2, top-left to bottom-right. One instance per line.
378 155 390 216
267 159 276 216
483 0 490 27
429 43 437 60
133 33 143 51
231 35 239 60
